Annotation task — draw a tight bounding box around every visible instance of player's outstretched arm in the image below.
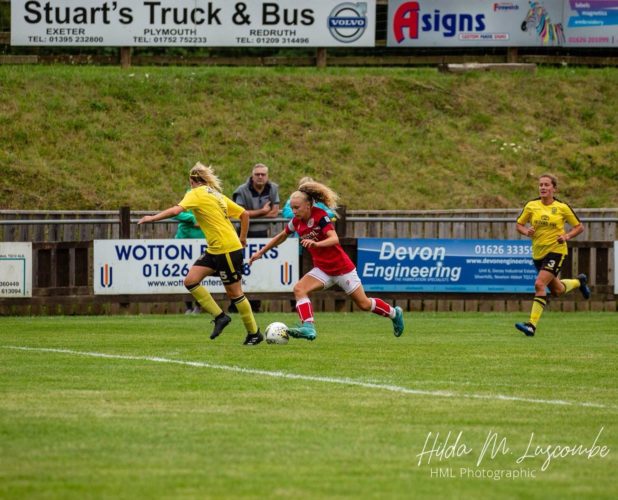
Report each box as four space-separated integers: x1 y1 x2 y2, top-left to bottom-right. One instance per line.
249 230 288 265
138 205 184 225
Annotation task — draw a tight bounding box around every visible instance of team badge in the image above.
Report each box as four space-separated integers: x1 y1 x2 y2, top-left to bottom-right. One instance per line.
307 218 315 228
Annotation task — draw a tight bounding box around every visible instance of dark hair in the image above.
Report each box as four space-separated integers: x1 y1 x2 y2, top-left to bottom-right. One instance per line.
538 173 558 188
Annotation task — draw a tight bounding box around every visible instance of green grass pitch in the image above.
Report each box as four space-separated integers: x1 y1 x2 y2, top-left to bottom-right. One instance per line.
1 312 616 499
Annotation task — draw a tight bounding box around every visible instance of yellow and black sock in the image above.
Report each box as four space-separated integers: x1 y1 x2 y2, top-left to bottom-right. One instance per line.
529 296 547 327
232 295 258 334
186 283 223 318
560 279 580 295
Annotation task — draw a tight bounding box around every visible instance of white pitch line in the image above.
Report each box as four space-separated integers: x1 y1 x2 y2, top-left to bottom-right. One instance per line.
2 345 612 410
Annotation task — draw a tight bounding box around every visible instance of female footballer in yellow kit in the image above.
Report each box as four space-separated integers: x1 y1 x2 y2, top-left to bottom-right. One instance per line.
514 174 590 336
138 163 262 345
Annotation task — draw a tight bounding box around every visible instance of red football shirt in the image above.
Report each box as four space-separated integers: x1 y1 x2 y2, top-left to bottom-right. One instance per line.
285 206 355 276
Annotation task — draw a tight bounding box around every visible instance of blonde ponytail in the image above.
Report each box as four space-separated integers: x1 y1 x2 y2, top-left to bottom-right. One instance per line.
295 180 339 216
189 162 222 192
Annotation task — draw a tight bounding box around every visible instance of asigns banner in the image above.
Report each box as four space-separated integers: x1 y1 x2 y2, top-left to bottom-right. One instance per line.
0 242 33 298
94 238 298 294
12 0 375 47
388 0 617 47
357 238 537 292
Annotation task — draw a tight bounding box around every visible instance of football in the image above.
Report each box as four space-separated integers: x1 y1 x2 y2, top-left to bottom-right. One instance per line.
265 322 289 345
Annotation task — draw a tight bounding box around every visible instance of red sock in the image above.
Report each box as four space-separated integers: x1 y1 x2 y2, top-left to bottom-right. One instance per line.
370 298 394 318
296 298 314 323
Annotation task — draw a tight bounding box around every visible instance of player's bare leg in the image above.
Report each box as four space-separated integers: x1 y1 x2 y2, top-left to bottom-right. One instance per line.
287 275 324 341
349 286 405 337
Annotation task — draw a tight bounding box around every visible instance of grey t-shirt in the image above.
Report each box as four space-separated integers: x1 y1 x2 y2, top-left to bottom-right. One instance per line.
232 178 280 235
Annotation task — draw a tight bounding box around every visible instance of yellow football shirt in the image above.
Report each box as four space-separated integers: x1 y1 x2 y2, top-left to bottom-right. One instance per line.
516 198 580 259
178 186 245 255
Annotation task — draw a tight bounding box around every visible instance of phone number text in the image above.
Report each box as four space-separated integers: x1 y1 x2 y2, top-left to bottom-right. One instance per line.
474 244 531 255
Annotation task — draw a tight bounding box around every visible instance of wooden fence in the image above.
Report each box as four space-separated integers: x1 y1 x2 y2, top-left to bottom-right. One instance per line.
2 208 616 242
1 209 616 315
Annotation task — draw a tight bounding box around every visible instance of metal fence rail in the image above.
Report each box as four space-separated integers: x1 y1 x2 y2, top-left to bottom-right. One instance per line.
2 216 617 224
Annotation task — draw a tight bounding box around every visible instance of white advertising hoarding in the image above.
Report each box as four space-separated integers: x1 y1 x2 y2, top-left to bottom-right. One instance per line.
0 243 33 298
387 0 618 47
94 238 298 295
12 0 376 47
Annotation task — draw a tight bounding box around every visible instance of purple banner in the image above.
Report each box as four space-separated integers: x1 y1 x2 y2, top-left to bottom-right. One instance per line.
569 1 618 9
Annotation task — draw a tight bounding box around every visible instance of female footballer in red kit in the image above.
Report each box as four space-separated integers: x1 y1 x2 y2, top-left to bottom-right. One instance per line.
249 181 405 341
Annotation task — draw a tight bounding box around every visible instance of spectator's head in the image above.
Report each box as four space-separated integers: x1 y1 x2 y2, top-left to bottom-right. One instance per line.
189 162 222 192
251 163 269 190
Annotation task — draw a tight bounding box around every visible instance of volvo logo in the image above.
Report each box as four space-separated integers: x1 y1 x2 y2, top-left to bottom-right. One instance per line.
328 2 368 43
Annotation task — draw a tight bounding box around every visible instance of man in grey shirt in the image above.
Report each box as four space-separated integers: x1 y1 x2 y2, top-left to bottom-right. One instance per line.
232 163 280 238
231 163 280 313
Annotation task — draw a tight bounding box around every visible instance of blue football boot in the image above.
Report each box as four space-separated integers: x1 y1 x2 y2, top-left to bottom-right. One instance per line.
287 322 316 341
392 306 405 337
577 273 591 300
515 322 536 337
